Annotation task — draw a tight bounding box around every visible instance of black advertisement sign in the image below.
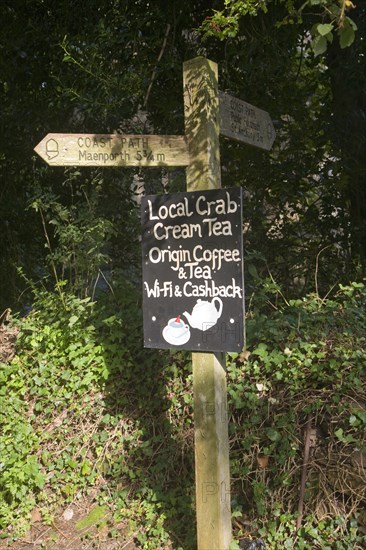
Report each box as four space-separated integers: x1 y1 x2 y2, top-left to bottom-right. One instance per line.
141 188 245 352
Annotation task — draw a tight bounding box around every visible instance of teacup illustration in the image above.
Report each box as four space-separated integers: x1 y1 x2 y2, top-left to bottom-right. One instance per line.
163 315 190 345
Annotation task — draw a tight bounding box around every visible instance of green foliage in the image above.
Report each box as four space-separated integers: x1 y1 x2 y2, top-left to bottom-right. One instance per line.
75 505 108 530
199 0 358 53
228 280 366 548
1 280 365 547
200 0 268 39
0 288 108 534
0 0 365 546
1 0 365 312
201 0 270 40
29 177 118 298
0 280 196 546
311 16 357 56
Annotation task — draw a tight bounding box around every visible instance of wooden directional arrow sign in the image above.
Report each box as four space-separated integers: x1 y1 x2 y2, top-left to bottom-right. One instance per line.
34 133 189 167
219 91 276 151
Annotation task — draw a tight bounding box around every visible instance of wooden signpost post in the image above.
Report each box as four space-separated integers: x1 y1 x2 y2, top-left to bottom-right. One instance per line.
34 56 275 550
183 57 232 550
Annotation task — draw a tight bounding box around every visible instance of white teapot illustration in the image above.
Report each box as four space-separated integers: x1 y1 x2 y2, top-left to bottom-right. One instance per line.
183 298 223 331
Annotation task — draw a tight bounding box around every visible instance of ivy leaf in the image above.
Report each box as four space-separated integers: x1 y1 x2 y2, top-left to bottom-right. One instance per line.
349 414 359 427
68 315 79 327
266 427 281 442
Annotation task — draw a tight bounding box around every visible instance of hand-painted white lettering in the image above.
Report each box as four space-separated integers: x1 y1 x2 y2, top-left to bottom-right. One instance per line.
147 244 240 273
153 222 202 241
195 192 237 216
144 279 173 297
148 200 159 220
202 218 232 236
185 263 212 279
192 245 240 271
183 278 242 298
148 246 192 270
148 197 193 221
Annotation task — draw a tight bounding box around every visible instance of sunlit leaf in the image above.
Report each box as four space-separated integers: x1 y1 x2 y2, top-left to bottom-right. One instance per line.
316 23 333 36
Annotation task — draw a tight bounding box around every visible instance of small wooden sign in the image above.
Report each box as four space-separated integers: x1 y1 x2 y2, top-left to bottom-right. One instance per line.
141 187 245 352
34 133 189 167
219 91 276 151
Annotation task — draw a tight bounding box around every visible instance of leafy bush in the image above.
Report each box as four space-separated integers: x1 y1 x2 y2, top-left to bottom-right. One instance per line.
0 281 195 547
0 280 365 548
228 281 366 548
0 288 108 534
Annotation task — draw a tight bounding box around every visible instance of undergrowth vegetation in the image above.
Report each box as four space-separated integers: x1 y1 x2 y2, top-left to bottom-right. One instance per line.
1 279 365 548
